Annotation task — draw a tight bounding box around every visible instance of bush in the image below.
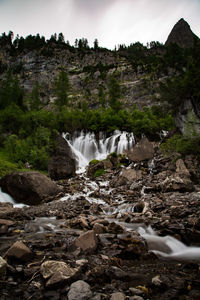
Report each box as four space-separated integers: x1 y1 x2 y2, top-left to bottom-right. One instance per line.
89 159 99 165
160 134 200 157
94 169 105 178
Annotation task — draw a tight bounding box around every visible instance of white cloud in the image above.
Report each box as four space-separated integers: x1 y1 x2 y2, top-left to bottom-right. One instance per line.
0 0 199 49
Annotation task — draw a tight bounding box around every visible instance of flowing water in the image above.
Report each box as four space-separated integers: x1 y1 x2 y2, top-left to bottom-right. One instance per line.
63 130 135 172
1 129 200 261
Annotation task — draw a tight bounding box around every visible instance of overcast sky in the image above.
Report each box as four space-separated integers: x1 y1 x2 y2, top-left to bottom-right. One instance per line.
0 0 199 49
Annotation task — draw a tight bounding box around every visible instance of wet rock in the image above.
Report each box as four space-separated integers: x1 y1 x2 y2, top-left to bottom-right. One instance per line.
67 280 92 300
5 241 32 261
68 216 89 229
121 169 143 182
130 296 144 300
129 287 145 296
0 257 7 275
0 202 15 217
151 275 163 286
40 260 80 287
110 292 125 300
161 174 194 192
0 219 15 226
117 234 148 258
0 171 61 205
75 230 98 253
107 222 125 234
87 161 105 178
48 135 76 180
107 266 129 280
125 137 154 162
110 175 128 188
93 223 105 234
175 159 190 178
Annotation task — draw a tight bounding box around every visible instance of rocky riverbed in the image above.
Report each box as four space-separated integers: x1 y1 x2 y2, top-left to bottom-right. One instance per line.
0 150 200 299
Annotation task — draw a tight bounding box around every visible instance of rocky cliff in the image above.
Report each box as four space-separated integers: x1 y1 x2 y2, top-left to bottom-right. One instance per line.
165 18 198 48
0 19 199 128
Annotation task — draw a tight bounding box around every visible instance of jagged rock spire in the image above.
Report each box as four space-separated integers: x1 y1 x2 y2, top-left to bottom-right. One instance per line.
165 18 198 48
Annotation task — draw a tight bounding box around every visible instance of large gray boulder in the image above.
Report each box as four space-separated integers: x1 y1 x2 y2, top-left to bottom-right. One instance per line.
48 135 76 180
125 137 154 162
0 171 60 205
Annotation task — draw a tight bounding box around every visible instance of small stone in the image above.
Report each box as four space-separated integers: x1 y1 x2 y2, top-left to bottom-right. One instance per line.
68 280 92 300
130 296 144 300
107 222 124 234
40 260 80 287
5 241 32 261
0 219 14 226
75 230 98 252
0 256 7 275
129 287 144 296
110 292 125 300
93 223 105 234
152 275 162 286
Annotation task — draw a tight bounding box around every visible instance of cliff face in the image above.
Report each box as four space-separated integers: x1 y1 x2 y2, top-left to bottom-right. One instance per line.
0 46 159 109
0 19 199 112
165 18 198 48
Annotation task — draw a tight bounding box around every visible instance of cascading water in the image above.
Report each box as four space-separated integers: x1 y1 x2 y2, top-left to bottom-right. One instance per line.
63 130 135 172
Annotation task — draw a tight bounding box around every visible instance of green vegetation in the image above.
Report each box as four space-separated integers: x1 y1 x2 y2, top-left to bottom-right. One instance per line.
89 159 100 165
0 30 199 175
94 169 105 178
0 149 30 177
54 70 70 107
160 134 200 157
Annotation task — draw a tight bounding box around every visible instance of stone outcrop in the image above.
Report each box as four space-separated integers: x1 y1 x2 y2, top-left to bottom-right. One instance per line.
48 135 76 180
0 171 60 205
165 18 198 48
125 137 154 162
175 99 200 136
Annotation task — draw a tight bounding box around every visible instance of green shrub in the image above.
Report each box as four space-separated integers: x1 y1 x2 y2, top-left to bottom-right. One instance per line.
89 159 99 165
94 169 105 178
160 134 200 157
109 152 118 158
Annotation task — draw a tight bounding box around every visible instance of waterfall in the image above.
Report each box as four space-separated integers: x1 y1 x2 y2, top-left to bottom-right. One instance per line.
63 130 135 172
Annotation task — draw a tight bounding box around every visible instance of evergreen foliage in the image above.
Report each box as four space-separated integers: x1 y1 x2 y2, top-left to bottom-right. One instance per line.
54 70 70 107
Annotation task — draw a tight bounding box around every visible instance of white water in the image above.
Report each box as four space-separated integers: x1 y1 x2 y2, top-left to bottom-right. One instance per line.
0 188 26 208
63 130 135 172
138 226 200 261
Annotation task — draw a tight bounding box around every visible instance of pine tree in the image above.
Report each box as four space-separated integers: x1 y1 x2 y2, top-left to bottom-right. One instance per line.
54 70 70 107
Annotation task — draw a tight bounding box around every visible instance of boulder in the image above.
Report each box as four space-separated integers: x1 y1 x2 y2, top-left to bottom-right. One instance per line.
110 292 125 300
125 137 154 162
40 260 80 287
75 230 98 253
175 159 190 178
48 135 76 180
110 169 143 188
0 171 60 205
121 169 143 181
68 280 92 300
5 241 32 261
86 161 104 178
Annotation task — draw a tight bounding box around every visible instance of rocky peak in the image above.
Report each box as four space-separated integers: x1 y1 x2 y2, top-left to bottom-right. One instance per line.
165 18 198 48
